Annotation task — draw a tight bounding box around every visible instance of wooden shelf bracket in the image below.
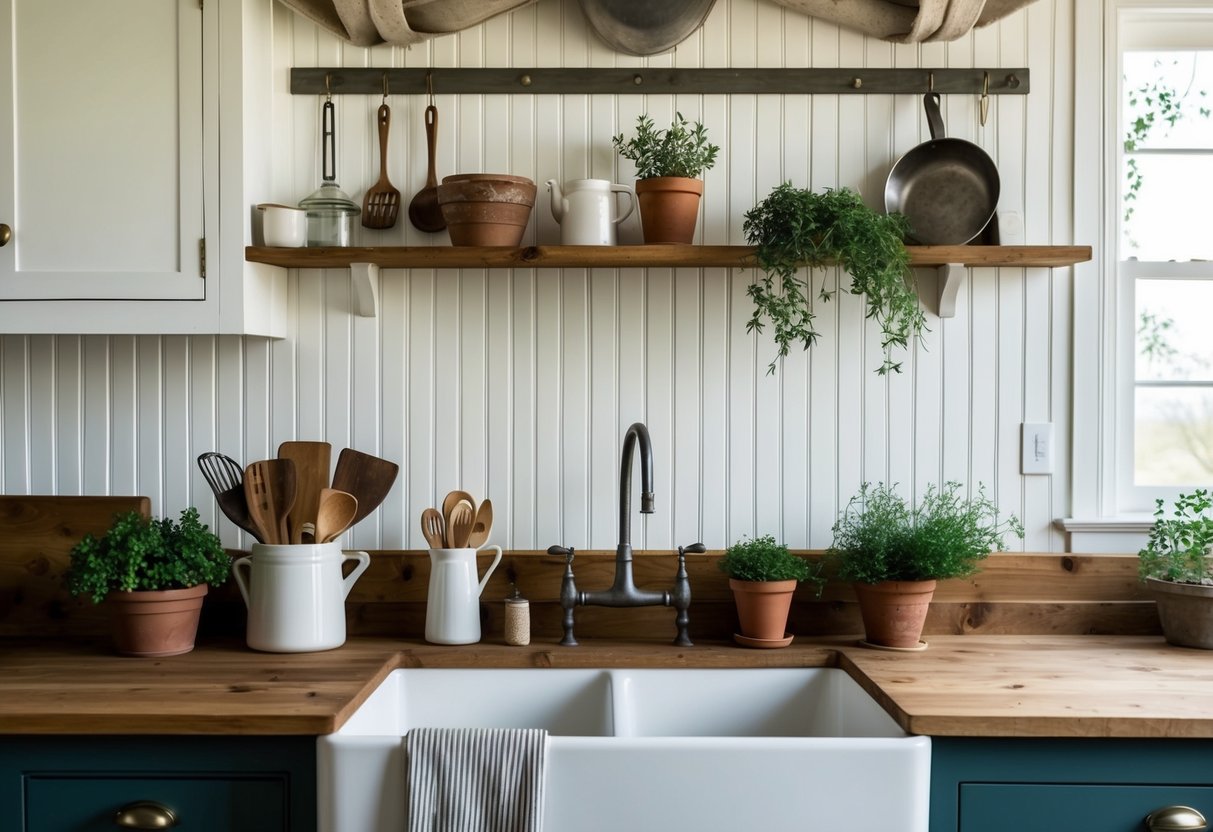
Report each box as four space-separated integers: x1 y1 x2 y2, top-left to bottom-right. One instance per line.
351 262 379 317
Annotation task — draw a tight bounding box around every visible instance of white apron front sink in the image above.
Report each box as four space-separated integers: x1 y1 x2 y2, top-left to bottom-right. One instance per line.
318 667 930 832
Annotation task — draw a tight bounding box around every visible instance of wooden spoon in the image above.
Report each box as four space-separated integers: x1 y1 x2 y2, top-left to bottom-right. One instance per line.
466 498 493 549
314 488 359 544
441 489 475 535
407 105 446 232
447 500 475 549
277 441 332 543
362 103 401 229
244 459 297 545
420 507 446 549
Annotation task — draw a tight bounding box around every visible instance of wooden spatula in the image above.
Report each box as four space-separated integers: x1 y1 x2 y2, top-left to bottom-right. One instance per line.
331 448 400 528
244 459 297 545
362 103 401 229
277 441 332 543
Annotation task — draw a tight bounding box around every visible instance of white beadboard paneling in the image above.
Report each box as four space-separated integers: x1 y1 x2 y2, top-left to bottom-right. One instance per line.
4 0 1074 556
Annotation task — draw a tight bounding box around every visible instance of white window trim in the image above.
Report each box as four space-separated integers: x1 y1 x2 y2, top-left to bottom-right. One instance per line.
1069 0 1213 548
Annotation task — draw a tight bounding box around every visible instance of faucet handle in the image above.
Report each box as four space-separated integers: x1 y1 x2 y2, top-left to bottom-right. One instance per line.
547 544 575 563
678 542 706 555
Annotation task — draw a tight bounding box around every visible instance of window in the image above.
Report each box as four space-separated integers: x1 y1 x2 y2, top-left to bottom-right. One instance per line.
1113 5 1213 512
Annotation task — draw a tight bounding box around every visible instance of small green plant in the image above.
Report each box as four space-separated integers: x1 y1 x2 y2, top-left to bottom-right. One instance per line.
828 482 1023 584
718 534 824 592
743 183 925 375
1139 490 1213 585
612 112 720 180
67 508 230 604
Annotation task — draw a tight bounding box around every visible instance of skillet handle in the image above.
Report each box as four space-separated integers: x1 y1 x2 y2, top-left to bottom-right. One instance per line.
924 93 946 140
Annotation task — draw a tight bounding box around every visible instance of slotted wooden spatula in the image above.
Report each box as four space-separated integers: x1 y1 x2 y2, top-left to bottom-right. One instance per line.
362 103 400 229
244 459 297 545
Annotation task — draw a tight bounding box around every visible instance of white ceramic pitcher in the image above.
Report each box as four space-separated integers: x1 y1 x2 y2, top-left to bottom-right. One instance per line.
546 178 636 245
232 543 370 653
425 544 503 645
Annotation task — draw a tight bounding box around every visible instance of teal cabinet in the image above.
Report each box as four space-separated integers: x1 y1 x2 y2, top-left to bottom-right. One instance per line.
0 736 315 832
931 738 1213 832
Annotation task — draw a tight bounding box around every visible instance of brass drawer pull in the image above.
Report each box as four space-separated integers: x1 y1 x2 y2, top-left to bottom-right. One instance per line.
113 800 179 829
1146 806 1208 831
0 224 10 246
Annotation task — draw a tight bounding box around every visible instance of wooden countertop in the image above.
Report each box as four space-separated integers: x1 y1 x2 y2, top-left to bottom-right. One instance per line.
1 635 1210 739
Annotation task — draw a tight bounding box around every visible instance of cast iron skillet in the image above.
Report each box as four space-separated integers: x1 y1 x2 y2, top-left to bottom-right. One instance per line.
884 93 1000 245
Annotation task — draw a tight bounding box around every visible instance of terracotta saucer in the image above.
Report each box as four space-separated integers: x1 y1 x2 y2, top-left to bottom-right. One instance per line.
733 632 794 649
857 639 929 652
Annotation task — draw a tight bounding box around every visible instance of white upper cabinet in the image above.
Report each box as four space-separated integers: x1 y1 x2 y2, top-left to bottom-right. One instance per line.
0 0 284 335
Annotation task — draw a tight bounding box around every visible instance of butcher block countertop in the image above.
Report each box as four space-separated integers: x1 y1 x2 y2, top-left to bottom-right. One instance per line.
1 635 1211 739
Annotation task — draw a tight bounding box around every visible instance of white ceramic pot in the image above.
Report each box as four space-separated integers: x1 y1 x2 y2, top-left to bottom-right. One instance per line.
425 544 503 644
257 203 308 247
232 543 370 652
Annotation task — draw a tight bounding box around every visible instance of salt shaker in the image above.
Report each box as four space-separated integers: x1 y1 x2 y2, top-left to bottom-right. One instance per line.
504 584 530 646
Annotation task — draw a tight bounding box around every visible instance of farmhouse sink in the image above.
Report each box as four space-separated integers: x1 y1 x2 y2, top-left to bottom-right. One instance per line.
318 667 930 832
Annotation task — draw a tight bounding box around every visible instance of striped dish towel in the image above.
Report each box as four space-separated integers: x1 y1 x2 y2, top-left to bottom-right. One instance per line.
405 728 547 832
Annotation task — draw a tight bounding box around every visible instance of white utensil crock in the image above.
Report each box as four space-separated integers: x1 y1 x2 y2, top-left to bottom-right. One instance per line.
232 542 370 653
425 544 503 645
546 178 636 245
257 203 308 247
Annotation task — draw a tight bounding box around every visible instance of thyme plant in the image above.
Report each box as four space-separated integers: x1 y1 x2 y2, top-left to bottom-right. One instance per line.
718 534 824 593
1139 490 1213 585
743 184 925 375
612 112 720 180
828 482 1023 584
67 508 230 604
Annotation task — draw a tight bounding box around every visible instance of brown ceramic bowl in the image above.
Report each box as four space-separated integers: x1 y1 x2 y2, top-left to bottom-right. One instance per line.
437 174 537 246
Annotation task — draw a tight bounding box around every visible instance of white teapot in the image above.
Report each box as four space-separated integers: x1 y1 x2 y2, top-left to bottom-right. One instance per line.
546 178 636 245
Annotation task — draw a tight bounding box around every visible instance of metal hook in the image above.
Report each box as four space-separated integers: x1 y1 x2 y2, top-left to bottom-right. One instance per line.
324 72 332 102
928 72 935 92
980 71 990 126
382 72 389 103
426 71 434 105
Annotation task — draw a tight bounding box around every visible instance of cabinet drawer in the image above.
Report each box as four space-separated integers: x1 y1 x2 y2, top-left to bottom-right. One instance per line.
961 784 1213 832
27 775 286 831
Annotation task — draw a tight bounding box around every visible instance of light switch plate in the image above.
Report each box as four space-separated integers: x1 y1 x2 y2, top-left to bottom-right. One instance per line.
1021 422 1053 475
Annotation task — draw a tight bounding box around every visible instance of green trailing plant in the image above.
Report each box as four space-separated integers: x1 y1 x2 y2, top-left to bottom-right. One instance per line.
718 534 824 593
612 112 720 180
828 482 1023 584
1139 490 1213 585
743 183 925 375
67 508 230 604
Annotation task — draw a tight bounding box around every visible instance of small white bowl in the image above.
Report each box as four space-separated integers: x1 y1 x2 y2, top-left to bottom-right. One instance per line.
257 203 308 247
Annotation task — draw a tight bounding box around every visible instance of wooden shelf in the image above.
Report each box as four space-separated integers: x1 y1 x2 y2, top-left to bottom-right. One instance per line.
246 244 1091 271
244 244 1091 318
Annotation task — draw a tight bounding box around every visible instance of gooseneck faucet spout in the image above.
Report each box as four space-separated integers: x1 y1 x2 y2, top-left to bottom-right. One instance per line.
550 422 700 647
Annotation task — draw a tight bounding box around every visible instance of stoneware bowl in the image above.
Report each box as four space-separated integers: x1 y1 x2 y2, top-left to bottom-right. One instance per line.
437 174 537 246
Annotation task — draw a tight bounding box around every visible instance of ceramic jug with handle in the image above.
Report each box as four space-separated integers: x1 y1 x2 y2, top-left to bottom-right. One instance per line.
425 543 504 644
546 178 636 245
232 542 370 653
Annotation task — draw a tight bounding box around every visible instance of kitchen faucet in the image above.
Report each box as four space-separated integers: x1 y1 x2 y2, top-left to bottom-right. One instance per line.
548 422 704 647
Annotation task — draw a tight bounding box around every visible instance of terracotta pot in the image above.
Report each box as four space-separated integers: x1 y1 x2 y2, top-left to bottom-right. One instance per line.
635 176 704 244
105 584 208 657
1145 577 1213 649
853 580 936 649
437 173 537 246
729 578 796 641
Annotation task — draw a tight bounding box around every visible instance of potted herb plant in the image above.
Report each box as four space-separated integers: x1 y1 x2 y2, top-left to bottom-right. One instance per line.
743 183 926 375
718 534 824 648
1139 489 1213 649
67 507 231 657
612 111 719 244
828 482 1022 649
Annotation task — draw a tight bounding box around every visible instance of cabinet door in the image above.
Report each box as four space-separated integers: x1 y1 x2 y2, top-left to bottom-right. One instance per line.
0 0 207 301
27 775 285 831
961 783 1213 832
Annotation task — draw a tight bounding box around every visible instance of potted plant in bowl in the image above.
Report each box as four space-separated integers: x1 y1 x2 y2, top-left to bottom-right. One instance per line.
612 111 719 244
718 534 824 648
1139 489 1213 649
828 482 1022 650
67 507 231 657
743 183 925 375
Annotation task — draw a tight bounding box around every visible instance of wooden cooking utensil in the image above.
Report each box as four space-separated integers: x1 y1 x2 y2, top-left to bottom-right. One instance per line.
277 441 332 543
331 448 400 527
314 488 359 544
466 498 493 549
243 459 297 545
407 104 446 232
441 489 475 534
447 500 475 548
420 507 446 549
197 452 262 541
362 103 401 229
